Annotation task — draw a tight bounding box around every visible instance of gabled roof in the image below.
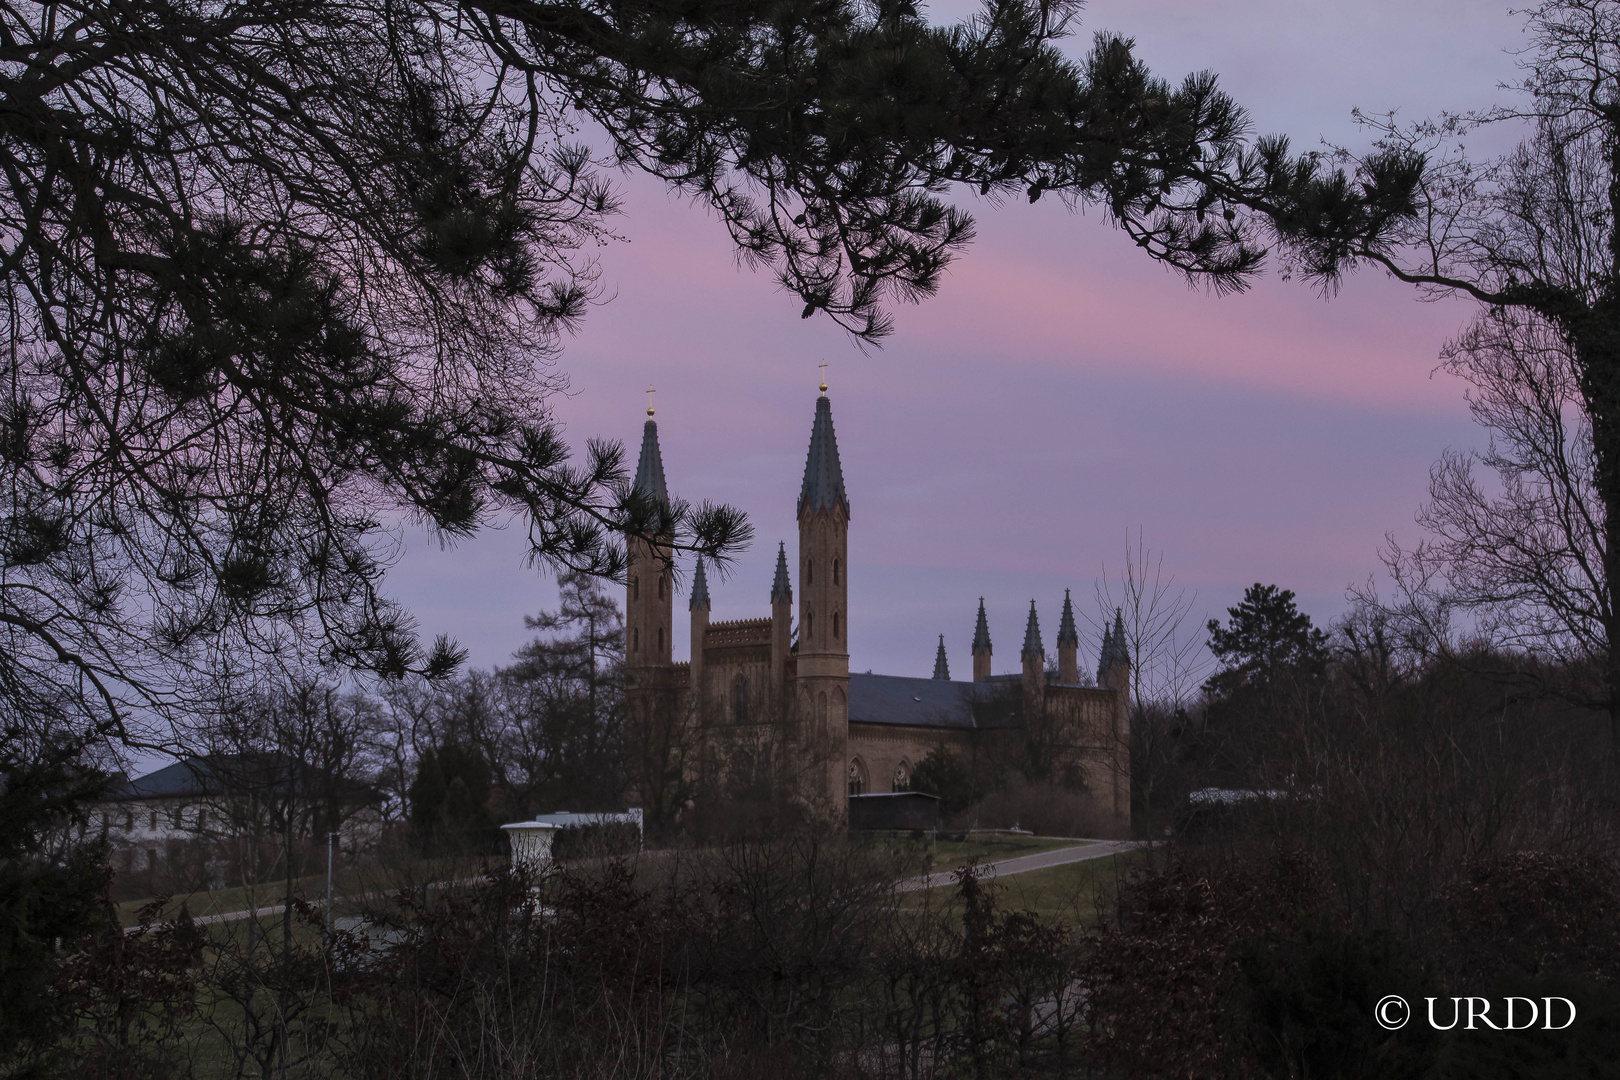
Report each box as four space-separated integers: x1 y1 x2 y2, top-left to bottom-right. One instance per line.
850 673 976 729
798 395 848 518
109 754 377 803
848 673 1023 730
633 419 669 506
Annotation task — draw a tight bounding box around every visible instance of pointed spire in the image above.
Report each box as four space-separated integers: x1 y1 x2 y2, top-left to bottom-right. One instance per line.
633 418 669 507
1021 600 1043 661
690 557 710 612
1097 608 1128 682
1057 588 1079 647
771 541 792 603
798 395 848 518
933 635 950 680
972 598 991 655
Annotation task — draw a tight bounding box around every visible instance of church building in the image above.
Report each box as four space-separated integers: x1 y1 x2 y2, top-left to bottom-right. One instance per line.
623 385 1131 835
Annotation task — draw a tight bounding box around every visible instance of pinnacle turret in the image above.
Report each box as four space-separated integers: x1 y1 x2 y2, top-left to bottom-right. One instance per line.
771 541 792 603
1021 600 1043 661
933 635 950 680
1098 607 1128 682
633 419 669 507
1057 589 1079 647
798 395 848 518
972 598 991 655
690 557 710 612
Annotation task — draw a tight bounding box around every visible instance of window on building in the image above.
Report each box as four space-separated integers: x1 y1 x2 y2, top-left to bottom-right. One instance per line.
196 807 207 830
657 626 664 652
806 612 813 644
146 849 157 870
833 557 840 585
893 763 909 792
148 809 157 830
633 627 640 653
658 574 664 600
124 809 133 830
631 575 639 601
807 559 813 585
847 759 865 797
732 674 749 724
832 611 840 639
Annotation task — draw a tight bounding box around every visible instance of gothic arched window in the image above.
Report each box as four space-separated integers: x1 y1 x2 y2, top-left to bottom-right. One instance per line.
631 575 639 601
633 627 640 653
893 762 910 793
832 611 840 640
847 759 866 797
658 574 665 600
732 674 750 724
657 626 664 652
806 611 813 645
807 559 814 585
833 557 840 585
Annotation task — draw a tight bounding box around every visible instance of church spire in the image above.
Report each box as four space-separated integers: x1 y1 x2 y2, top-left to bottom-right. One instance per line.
971 597 992 682
690 556 710 612
1057 589 1080 684
933 635 950 680
771 541 791 603
1021 600 1043 661
1057 589 1079 647
1097 607 1129 684
633 417 669 506
798 395 848 518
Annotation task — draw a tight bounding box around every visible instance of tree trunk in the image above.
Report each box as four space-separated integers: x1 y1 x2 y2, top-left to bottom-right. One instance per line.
1572 312 1620 763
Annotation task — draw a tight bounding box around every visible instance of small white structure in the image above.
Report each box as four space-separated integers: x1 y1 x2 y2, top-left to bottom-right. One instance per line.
501 809 644 869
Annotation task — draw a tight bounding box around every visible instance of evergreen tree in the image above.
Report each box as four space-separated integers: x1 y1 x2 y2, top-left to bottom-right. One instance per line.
0 741 114 1063
1205 584 1330 698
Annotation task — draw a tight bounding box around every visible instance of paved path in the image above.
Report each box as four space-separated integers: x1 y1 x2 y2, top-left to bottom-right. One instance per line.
896 840 1143 893
126 843 1146 930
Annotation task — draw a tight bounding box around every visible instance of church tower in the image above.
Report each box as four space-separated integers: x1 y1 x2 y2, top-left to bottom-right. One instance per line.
689 556 710 700
1021 600 1046 716
626 408 673 674
797 384 850 818
771 542 793 695
972 598 992 681
1057 589 1080 684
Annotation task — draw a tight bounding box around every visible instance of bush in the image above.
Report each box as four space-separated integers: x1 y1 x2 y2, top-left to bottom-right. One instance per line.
969 775 1117 838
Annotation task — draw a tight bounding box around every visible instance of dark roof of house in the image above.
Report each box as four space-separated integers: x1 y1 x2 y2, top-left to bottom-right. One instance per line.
848 673 1024 730
109 754 377 802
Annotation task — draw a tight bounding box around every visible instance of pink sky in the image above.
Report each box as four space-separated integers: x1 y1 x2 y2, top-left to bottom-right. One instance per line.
387 1 1528 683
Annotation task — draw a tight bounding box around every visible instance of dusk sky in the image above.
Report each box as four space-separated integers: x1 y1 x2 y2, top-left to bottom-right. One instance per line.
388 1 1529 686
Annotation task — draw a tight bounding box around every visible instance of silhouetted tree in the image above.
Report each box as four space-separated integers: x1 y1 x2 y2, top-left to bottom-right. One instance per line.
0 0 1415 758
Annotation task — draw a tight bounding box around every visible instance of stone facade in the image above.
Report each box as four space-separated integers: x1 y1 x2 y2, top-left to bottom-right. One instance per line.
624 391 1131 835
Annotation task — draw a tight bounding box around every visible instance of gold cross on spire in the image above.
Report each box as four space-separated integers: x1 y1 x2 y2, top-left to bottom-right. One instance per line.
818 360 828 395
646 385 655 417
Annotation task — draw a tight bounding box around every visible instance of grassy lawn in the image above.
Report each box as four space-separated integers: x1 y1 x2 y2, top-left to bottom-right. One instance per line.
115 855 509 927
908 845 1154 925
928 831 1094 872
